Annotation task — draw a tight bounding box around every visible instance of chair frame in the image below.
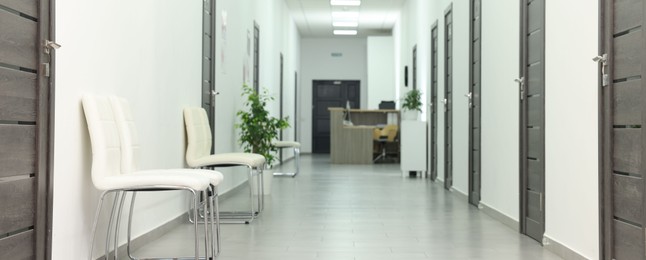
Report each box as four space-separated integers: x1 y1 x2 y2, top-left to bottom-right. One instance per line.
84 95 219 260
184 107 266 224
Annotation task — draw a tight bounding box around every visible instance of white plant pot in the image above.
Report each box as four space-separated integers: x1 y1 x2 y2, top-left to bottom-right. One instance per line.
251 168 273 195
402 109 420 121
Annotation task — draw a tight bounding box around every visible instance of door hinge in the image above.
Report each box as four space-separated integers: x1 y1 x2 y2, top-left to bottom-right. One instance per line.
593 54 608 87
43 40 61 54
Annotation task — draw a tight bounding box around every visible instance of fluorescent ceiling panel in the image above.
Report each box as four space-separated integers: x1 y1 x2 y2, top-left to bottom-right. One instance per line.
333 29 358 35
330 0 361 6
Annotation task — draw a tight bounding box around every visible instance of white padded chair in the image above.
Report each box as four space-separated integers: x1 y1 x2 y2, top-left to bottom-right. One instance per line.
83 95 221 260
184 107 266 224
110 96 226 257
272 141 301 177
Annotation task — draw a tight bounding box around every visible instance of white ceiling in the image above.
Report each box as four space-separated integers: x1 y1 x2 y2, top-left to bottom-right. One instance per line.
284 0 406 37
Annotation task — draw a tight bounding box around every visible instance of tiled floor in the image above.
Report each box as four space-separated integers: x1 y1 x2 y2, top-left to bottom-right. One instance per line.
134 155 562 260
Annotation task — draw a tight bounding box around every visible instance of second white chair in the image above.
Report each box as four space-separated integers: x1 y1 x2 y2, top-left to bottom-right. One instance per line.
184 107 266 224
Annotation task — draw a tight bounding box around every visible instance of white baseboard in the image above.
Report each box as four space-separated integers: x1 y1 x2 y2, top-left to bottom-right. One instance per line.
542 235 589 260
479 202 520 232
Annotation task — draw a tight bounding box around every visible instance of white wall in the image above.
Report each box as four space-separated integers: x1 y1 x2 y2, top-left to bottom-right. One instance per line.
395 0 469 194
393 0 600 258
479 0 520 225
367 36 395 109
53 1 202 258
52 0 300 258
544 0 599 259
299 38 368 153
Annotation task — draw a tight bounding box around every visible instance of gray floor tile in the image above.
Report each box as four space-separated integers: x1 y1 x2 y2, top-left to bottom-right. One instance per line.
133 155 562 260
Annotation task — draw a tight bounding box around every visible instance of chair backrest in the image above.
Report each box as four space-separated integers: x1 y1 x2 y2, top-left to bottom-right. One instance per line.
381 124 398 142
183 107 213 167
82 95 123 189
109 96 140 174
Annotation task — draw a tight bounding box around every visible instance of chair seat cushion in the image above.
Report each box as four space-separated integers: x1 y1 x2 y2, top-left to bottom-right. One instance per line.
273 141 301 148
96 170 214 191
134 169 224 186
189 153 266 168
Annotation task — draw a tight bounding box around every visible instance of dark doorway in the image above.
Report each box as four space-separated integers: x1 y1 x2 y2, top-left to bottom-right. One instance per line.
444 4 454 190
468 0 482 207
600 0 646 258
430 21 439 181
519 0 546 243
0 0 53 259
202 0 216 151
253 22 260 93
312 80 360 154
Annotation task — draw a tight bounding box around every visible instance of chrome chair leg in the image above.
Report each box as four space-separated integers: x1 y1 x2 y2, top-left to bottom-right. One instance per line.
89 191 110 260
105 191 122 259
273 147 299 177
127 192 138 260
113 191 128 259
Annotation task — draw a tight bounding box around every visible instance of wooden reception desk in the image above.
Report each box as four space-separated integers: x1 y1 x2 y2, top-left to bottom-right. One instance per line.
329 108 400 164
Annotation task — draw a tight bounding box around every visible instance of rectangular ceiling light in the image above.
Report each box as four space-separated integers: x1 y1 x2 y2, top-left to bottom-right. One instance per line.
330 0 361 6
333 21 359 27
334 30 358 36
332 11 359 21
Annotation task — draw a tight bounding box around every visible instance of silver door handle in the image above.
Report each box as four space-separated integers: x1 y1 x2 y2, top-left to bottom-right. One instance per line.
442 99 447 105
465 92 473 108
515 77 525 100
593 54 609 86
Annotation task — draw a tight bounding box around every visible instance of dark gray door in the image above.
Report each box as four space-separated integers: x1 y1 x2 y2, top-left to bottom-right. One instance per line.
253 22 260 93
430 21 439 181
468 0 482 206
202 0 215 150
444 4 453 190
312 80 360 154
600 0 646 259
0 0 52 259
519 0 545 243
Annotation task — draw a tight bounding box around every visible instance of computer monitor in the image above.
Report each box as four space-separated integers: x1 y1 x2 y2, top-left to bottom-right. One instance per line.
379 101 395 109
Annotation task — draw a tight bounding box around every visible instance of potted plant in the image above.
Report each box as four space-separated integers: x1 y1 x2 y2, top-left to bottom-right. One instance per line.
401 89 422 120
236 84 289 194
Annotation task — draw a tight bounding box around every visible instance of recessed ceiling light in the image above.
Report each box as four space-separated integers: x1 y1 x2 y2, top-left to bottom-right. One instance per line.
334 30 358 36
333 21 359 27
332 11 359 21
330 0 361 6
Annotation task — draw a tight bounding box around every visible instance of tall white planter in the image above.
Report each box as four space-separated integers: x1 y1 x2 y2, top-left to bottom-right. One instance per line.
401 109 420 121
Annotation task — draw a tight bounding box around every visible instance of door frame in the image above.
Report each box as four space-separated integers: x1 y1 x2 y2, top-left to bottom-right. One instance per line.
598 0 610 257
519 0 546 240
444 3 453 190
279 53 284 162
413 45 417 90
430 21 439 181
468 0 482 206
202 0 216 152
41 0 55 258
